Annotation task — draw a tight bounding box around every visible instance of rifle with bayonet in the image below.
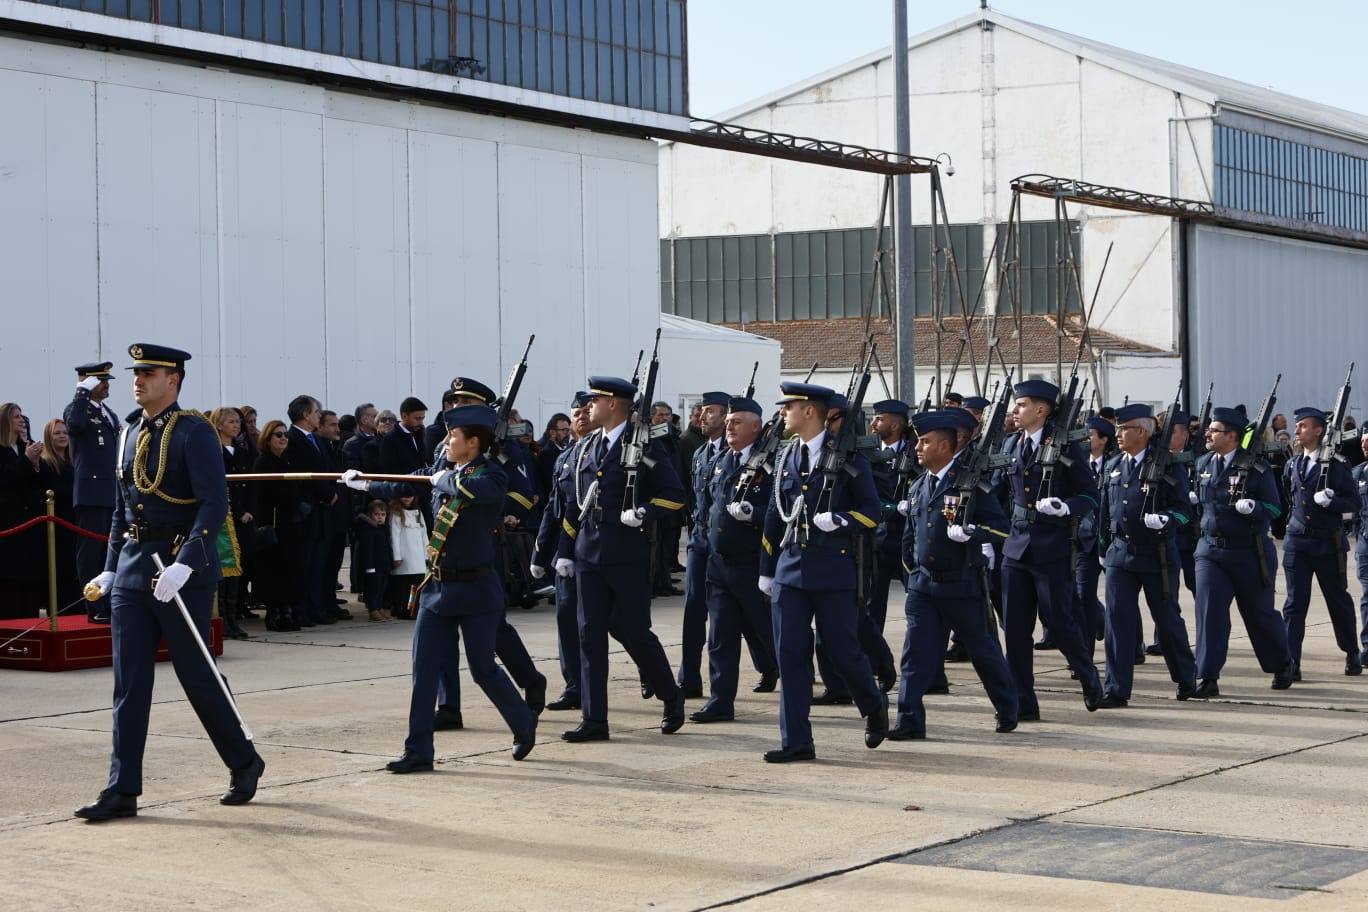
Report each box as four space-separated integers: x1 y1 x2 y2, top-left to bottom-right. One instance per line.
1315 362 1355 493
492 334 535 464
622 329 663 512
1196 382 1214 441
1228 373 1280 500
1036 372 1089 499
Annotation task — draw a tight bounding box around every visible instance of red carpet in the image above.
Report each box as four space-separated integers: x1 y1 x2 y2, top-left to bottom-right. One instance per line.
0 615 223 672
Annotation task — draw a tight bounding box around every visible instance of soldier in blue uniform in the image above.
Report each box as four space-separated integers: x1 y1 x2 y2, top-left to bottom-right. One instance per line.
1097 404 1198 707
758 381 888 763
1074 415 1113 652
678 391 730 698
532 391 594 711
891 409 1017 739
868 399 911 664
65 361 121 624
76 344 263 822
557 376 688 742
1353 434 1368 666
994 379 1103 719
1191 407 1296 696
1281 406 1363 676
348 404 537 772
690 396 779 723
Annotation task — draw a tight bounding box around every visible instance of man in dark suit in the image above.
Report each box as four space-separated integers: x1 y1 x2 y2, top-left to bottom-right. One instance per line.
63 361 121 623
423 391 457 461
341 403 376 470
378 397 430 476
285 394 336 626
317 410 352 620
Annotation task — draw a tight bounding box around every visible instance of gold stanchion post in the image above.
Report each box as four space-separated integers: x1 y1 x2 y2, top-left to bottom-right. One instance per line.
45 490 58 633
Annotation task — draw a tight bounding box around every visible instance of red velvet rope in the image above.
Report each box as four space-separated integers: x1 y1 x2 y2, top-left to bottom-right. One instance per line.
0 514 109 541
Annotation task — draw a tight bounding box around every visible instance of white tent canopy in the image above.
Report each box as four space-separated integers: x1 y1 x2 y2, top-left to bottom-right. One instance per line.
655 314 782 416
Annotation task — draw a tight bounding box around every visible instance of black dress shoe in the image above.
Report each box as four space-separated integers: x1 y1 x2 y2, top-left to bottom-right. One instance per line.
1193 679 1220 698
1176 680 1197 701
546 692 581 711
924 678 951 696
295 614 316 628
1018 710 1042 722
753 671 779 693
995 716 1018 734
864 693 889 749
562 721 610 742
74 789 137 822
221 754 265 805
811 690 853 706
679 683 704 700
877 665 897 693
335 607 352 620
313 612 337 625
1293 663 1302 682
525 677 547 717
1081 672 1102 712
88 612 111 625
690 706 735 723
1033 638 1056 651
1098 694 1129 709
640 681 655 700
433 707 464 731
1271 663 1295 690
661 693 686 734
944 642 970 663
386 752 434 774
1134 651 1147 664
885 726 925 741
1347 653 1364 676
512 730 536 761
763 743 816 763
1145 642 1163 656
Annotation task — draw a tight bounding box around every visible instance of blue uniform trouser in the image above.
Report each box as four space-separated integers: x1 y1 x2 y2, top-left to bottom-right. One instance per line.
555 573 581 696
1281 541 1359 664
867 547 901 633
108 585 256 795
1002 557 1100 716
406 606 534 760
897 587 1017 735
1195 542 1291 680
577 561 680 724
1355 541 1368 655
773 583 882 749
436 619 544 708
76 506 112 618
702 561 776 714
1074 546 1104 648
678 541 709 691
1103 562 1196 699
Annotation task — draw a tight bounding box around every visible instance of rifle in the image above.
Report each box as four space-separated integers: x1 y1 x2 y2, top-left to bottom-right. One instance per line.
946 376 1014 528
1316 362 1355 492
1196 382 1214 439
492 334 535 464
1036 373 1088 499
814 343 877 516
1228 373 1280 500
804 361 819 382
732 365 813 505
622 329 663 511
1139 378 1185 513
744 361 759 400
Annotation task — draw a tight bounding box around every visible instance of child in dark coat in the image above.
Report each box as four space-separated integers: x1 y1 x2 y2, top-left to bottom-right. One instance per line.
354 500 393 622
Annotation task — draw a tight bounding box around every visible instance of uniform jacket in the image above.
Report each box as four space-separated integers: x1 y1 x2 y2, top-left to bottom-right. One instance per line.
760 439 880 591
1283 451 1360 555
1098 444 1192 574
995 422 1098 563
873 439 910 566
63 389 120 508
706 447 771 572
689 436 727 550
1195 450 1281 545
1353 462 1368 544
900 453 1008 600
105 404 227 591
534 438 584 567
556 424 686 567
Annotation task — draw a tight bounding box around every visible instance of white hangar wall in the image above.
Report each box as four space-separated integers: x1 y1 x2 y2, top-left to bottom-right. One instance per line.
0 34 662 430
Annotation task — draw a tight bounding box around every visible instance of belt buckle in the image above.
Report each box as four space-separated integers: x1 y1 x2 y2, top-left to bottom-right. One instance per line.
125 525 141 543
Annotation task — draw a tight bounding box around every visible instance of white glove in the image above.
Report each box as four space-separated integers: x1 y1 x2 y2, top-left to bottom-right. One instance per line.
981 543 995 570
758 575 774 596
554 558 575 579
87 570 116 597
726 501 754 522
1143 513 1169 531
152 562 193 602
1035 497 1070 517
1188 490 1199 505
813 512 845 533
896 500 911 516
947 523 975 543
1314 490 1334 508
339 468 369 491
619 507 645 528
529 563 546 580
430 469 451 489
1235 499 1256 515
77 375 102 392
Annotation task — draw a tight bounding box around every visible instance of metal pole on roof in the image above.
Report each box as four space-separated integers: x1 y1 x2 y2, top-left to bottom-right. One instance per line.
892 0 916 404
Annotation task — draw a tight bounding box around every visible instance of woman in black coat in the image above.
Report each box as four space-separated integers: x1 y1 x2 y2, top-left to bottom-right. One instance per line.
34 418 79 613
253 420 304 631
0 403 45 619
212 408 257 638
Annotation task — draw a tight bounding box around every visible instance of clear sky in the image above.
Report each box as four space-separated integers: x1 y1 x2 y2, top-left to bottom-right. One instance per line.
685 0 1368 120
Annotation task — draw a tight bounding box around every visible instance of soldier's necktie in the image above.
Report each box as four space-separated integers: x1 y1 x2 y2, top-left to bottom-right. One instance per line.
799 443 810 478
1021 437 1035 466
1123 455 1134 484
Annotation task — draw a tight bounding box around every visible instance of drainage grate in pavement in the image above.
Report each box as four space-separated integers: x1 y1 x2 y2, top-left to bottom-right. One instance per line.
897 821 1368 899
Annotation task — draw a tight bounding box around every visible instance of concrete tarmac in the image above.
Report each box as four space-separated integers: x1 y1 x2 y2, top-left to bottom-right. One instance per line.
4 564 1368 910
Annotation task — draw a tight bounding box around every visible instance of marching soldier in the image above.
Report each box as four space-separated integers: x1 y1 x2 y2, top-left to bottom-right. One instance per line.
558 376 687 742
759 381 888 763
868 399 911 664
892 409 1017 739
65 361 121 623
1075 415 1113 652
690 396 778 723
345 404 537 771
1097 404 1198 707
1281 406 1363 676
679 391 730 698
76 344 263 821
1354 434 1368 665
995 380 1103 719
1192 407 1295 695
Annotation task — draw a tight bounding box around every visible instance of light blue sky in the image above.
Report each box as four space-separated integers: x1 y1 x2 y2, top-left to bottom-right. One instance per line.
685 0 1367 120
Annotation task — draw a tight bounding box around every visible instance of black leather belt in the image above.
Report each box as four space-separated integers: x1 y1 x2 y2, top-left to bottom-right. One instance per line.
917 566 974 583
429 565 492 582
1203 534 1257 549
1012 504 1069 527
1288 526 1338 541
125 523 188 543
